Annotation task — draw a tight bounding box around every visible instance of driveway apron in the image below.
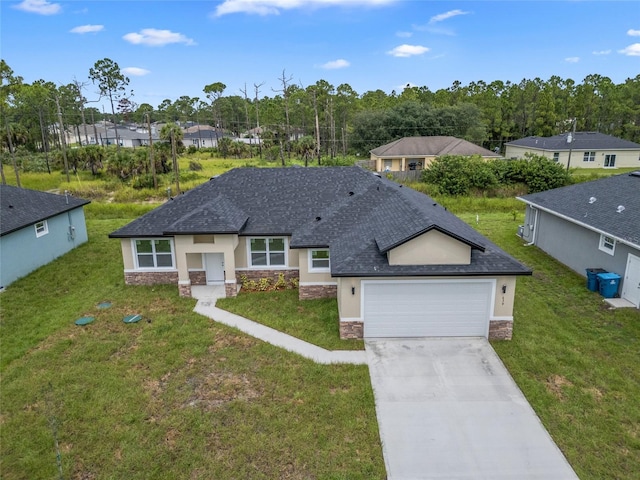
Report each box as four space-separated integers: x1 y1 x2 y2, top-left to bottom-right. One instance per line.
366 338 579 480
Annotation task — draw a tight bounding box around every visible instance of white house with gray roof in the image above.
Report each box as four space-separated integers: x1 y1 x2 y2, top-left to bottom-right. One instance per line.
518 171 640 308
110 166 531 340
505 132 640 169
0 185 90 289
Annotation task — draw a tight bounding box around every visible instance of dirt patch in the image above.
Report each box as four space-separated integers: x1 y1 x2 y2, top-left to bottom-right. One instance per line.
183 372 262 410
585 386 604 401
545 374 573 399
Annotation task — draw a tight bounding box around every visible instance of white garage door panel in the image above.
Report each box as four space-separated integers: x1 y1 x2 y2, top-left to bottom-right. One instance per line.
364 281 492 337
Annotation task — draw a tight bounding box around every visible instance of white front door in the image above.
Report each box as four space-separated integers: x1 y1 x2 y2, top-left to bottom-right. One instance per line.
622 253 640 308
204 253 225 285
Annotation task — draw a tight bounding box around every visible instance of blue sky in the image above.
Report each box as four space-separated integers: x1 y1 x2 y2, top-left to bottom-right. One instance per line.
2 0 639 109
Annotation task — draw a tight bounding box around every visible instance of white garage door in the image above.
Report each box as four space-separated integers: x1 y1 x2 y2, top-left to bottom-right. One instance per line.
363 281 493 338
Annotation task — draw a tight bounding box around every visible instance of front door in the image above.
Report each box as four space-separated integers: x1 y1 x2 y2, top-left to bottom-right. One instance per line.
622 253 640 308
204 253 225 285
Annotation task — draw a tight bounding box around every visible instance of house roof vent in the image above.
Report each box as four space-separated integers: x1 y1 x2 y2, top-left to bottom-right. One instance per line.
616 205 625 213
588 196 597 204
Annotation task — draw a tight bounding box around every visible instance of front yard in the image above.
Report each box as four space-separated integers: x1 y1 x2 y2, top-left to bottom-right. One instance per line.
1 202 638 479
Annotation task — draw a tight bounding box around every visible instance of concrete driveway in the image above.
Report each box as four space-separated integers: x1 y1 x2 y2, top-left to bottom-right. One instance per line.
366 338 579 480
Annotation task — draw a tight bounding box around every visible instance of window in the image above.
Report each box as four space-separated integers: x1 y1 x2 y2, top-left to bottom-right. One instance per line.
309 249 330 271
249 237 286 267
553 152 560 162
604 154 616 168
134 239 174 269
35 220 48 237
383 159 392 171
583 151 596 162
599 234 616 255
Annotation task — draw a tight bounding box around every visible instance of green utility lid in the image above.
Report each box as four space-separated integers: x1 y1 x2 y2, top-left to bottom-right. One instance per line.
75 316 95 326
123 314 142 324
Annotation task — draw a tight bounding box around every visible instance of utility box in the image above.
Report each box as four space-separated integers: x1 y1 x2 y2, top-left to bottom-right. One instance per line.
597 272 621 298
586 268 606 292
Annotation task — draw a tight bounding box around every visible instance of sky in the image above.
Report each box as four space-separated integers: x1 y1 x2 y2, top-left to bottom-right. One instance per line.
2 0 639 110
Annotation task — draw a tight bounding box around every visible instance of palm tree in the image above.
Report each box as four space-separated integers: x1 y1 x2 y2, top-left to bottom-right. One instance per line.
160 123 184 194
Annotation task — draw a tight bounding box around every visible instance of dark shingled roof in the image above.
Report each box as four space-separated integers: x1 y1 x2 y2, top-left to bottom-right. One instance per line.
0 185 90 236
506 132 640 151
110 167 531 277
519 171 640 248
370 136 501 158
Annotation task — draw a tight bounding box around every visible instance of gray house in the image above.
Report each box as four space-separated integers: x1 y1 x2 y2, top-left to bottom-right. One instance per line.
0 185 90 289
505 132 640 169
110 167 531 340
518 172 640 307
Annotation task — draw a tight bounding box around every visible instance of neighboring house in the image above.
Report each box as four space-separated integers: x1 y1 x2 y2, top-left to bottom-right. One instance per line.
370 136 502 172
182 129 231 149
110 167 531 340
0 186 90 289
505 132 640 169
518 171 640 308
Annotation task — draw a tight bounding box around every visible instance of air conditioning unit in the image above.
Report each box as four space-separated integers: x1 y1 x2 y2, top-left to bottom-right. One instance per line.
517 225 524 238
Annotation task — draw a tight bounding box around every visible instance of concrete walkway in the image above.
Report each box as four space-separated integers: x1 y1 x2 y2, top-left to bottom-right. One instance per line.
366 338 579 480
191 285 367 365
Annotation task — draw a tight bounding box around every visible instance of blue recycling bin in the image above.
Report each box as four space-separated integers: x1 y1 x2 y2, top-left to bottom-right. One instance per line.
597 272 621 298
586 268 606 292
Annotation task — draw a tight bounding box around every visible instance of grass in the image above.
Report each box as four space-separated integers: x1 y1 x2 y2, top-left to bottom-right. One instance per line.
217 290 365 351
0 209 384 480
459 210 640 480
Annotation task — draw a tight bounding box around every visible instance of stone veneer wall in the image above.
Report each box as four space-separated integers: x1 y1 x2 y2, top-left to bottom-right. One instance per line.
237 269 299 283
189 270 206 285
225 282 238 297
178 283 192 297
339 321 364 339
488 320 513 340
124 271 178 285
299 284 337 300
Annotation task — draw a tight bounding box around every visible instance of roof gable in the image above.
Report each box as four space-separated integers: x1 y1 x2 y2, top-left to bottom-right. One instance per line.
0 185 90 236
519 171 640 247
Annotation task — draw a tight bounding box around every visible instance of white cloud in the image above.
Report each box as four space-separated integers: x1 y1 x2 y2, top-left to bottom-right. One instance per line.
122 67 151 76
592 50 611 55
321 59 350 69
70 25 104 34
627 29 640 36
429 9 469 24
396 31 412 38
123 29 196 47
13 0 61 15
619 43 640 56
565 56 580 63
387 44 429 57
214 0 396 17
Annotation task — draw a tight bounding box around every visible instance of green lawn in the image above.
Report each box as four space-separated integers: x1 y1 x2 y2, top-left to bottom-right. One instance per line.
460 211 640 480
0 212 383 480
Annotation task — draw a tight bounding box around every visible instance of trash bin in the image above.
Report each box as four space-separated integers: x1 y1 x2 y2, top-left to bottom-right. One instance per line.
597 272 621 298
586 268 606 292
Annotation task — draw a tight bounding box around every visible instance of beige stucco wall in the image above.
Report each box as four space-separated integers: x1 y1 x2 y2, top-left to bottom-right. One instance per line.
297 248 334 283
235 236 299 270
120 239 134 270
373 156 435 172
505 145 640 169
186 253 203 270
388 230 471 265
337 276 517 321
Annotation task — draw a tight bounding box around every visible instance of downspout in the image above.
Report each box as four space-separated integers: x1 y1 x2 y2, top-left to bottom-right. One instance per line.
524 207 539 246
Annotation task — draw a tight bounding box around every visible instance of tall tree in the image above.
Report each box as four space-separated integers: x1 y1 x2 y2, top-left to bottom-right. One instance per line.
89 58 130 151
160 123 183 194
203 82 226 145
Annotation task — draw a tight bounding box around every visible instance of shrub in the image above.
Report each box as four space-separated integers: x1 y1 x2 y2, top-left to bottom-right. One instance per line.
188 160 203 171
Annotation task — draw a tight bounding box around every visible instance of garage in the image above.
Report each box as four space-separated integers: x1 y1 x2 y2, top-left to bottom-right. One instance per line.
363 280 493 338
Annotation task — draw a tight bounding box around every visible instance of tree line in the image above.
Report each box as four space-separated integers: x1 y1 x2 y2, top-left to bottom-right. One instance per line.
2 57 639 163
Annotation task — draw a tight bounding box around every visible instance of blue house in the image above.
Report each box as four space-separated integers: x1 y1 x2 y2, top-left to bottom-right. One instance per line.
0 185 90 290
